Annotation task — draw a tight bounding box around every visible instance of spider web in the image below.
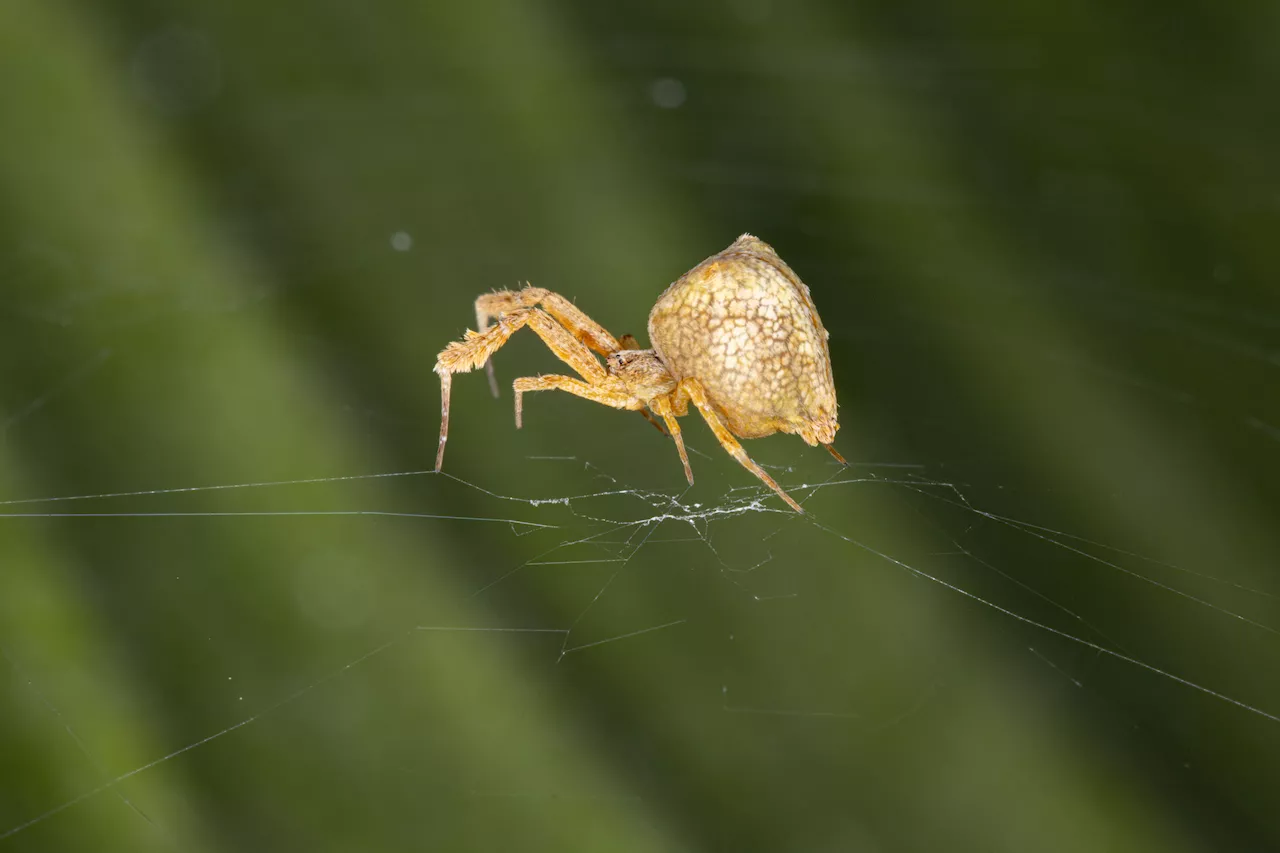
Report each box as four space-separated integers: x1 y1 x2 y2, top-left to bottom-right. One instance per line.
2 381 1278 846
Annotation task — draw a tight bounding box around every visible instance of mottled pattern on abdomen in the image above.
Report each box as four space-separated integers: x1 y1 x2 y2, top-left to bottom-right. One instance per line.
647 236 837 440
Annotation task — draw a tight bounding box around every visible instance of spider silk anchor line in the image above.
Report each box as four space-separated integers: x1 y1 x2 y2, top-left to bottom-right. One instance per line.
434 234 846 513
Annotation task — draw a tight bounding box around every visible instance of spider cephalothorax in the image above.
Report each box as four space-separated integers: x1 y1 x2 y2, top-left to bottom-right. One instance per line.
605 350 677 400
434 234 843 512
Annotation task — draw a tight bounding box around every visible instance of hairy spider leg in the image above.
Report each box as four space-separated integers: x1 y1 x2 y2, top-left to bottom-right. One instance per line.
648 395 693 485
475 286 621 396
475 287 666 436
434 306 610 470
677 378 806 513
513 376 640 428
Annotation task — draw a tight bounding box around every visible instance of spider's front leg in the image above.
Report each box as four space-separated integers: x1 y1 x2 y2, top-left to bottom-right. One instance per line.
434 305 616 470
434 309 540 471
512 375 639 429
649 395 694 486
475 287 622 397
435 371 453 471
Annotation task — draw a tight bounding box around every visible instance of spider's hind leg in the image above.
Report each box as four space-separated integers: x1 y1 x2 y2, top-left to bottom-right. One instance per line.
679 378 805 513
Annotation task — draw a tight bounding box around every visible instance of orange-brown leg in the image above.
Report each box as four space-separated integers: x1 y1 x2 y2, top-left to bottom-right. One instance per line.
475 289 660 433
679 378 805 513
638 408 669 436
435 307 609 470
825 444 847 465
476 287 622 395
649 395 693 485
512 375 638 428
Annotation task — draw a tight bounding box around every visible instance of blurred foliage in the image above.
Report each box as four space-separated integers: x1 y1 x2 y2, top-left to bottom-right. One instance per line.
2 0 1279 851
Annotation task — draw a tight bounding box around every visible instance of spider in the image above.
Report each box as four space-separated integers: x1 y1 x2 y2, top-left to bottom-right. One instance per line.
433 233 843 512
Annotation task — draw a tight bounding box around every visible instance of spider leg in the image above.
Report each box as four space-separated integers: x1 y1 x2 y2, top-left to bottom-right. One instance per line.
476 287 623 396
649 395 693 485
494 307 617 429
436 318 528 470
437 307 607 381
508 374 660 435
438 314 528 376
824 444 847 465
679 378 805 513
436 371 452 471
638 408 669 437
477 287 622 354
436 317 532 469
501 307 660 432
512 375 638 428
476 293 513 398
435 307 607 469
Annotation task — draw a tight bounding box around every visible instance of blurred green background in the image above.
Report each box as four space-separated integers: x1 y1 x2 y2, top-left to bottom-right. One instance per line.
3 1 1279 850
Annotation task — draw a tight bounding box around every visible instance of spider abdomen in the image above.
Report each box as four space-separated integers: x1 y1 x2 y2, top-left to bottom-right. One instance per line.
648 234 838 445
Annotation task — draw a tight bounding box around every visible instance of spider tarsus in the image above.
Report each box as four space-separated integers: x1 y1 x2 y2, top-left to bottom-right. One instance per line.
824 444 847 466
435 432 449 471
